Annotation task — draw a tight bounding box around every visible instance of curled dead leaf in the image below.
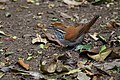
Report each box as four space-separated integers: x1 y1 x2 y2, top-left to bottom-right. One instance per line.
106 21 120 28
18 58 29 70
87 48 112 61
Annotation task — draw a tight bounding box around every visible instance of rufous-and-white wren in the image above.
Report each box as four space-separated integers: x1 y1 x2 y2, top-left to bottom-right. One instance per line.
51 15 99 47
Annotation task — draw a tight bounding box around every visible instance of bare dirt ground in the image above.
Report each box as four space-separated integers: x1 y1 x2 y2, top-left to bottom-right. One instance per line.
0 0 120 80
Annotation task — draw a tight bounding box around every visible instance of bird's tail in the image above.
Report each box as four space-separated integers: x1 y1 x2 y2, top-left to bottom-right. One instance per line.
85 15 99 33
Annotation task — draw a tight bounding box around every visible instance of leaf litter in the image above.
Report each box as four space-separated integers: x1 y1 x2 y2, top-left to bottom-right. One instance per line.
0 0 120 80
0 65 45 79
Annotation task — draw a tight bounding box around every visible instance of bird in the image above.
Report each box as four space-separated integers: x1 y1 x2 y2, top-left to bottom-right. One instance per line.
50 15 99 47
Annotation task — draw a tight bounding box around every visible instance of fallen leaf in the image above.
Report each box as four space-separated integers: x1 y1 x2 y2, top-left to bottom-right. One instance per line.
114 66 120 73
41 58 69 73
51 17 60 22
89 33 99 41
97 35 107 43
0 65 14 72
48 3 55 9
85 69 94 76
0 65 45 79
27 56 33 61
47 63 57 73
60 12 73 19
65 69 81 75
63 0 84 6
11 0 17 2
99 45 106 53
18 58 29 70
77 61 86 69
0 61 5 67
77 72 90 80
106 21 120 28
41 60 57 73
27 0 39 5
39 44 45 49
0 72 5 79
0 31 6 36
27 0 35 3
75 44 92 52
88 47 99 54
4 51 14 57
88 48 112 61
25 71 45 79
32 34 47 44
117 36 120 40
93 59 120 71
1 37 16 41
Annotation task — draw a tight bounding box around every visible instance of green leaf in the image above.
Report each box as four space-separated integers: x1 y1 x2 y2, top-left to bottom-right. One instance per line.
5 52 14 57
27 56 33 61
39 44 45 49
0 72 5 78
51 17 60 22
99 45 106 53
97 35 107 43
0 42 3 44
114 66 120 73
75 44 92 52
117 36 120 40
65 69 81 75
95 0 101 2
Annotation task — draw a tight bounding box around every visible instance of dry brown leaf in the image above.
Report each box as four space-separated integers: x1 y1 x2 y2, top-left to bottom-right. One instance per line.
88 47 99 54
87 49 112 61
18 58 29 70
60 12 73 19
106 21 120 28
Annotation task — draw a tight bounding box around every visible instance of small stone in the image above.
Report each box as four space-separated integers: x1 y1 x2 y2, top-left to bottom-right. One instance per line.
5 12 11 17
0 25 3 28
17 49 23 52
35 2 40 5
37 12 43 16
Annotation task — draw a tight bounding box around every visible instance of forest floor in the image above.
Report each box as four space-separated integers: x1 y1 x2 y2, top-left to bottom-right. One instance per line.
0 0 120 80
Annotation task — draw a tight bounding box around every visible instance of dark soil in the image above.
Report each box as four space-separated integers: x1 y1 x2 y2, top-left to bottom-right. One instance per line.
0 0 120 80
